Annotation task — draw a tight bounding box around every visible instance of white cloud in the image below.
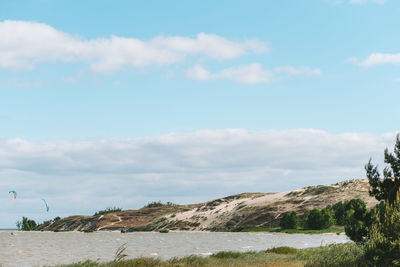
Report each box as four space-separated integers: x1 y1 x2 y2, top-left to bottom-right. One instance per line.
0 129 395 227
186 63 273 84
186 64 321 84
185 64 215 81
0 20 268 73
219 64 274 84
356 53 400 67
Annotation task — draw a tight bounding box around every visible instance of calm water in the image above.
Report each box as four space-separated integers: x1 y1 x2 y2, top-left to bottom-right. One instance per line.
0 230 349 267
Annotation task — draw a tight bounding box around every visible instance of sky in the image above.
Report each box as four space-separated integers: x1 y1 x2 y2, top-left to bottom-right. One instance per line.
0 0 399 227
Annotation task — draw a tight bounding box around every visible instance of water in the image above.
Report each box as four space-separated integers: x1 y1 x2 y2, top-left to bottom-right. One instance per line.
0 231 349 267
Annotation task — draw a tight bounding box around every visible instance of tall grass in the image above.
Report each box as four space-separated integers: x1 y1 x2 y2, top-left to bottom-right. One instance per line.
53 243 366 267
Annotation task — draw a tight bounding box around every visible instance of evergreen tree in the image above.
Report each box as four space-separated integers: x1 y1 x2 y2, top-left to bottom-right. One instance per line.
332 201 347 225
280 211 299 229
366 134 400 204
343 201 371 242
17 217 37 231
363 196 400 266
305 208 335 230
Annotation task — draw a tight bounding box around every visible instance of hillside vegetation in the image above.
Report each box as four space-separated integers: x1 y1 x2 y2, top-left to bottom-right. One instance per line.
36 179 378 232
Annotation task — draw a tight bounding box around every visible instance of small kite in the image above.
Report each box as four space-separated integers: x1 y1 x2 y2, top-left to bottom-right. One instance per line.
9 190 17 199
42 198 50 212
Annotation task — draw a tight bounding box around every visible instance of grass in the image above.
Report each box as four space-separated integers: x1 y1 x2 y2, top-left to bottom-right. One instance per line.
227 226 344 234
51 243 365 267
53 250 306 266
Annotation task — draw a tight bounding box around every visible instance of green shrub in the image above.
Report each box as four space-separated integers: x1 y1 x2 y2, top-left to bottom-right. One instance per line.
363 199 400 266
143 201 177 208
265 246 299 255
305 209 335 230
305 243 364 267
280 212 299 229
211 251 243 258
93 207 122 216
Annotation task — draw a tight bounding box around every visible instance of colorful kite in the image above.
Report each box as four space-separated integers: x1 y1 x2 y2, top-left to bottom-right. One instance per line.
42 198 50 212
9 190 17 199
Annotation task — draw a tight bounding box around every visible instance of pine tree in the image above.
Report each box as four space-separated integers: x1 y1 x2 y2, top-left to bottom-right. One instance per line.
366 134 400 204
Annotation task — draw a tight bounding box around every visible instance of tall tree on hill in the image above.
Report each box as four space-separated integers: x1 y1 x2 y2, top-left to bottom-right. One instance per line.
366 134 400 204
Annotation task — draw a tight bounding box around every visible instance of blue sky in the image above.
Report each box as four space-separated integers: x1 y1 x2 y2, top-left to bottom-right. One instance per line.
0 0 399 227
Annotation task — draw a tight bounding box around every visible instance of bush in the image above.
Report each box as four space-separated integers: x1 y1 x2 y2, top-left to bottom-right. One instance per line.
305 243 364 267
143 201 177 208
363 199 400 266
265 246 299 255
280 212 299 229
305 209 335 230
93 207 122 216
211 251 243 258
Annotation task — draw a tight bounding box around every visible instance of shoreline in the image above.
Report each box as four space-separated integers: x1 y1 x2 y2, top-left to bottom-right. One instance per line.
2 229 347 235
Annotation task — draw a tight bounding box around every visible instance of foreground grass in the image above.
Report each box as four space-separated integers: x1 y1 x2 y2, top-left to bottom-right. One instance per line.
227 226 344 234
53 243 363 267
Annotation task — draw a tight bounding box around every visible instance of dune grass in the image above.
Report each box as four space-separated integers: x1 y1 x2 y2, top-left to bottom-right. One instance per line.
52 243 364 267
227 226 344 234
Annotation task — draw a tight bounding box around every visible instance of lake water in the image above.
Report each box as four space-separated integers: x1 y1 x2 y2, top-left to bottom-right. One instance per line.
0 231 350 267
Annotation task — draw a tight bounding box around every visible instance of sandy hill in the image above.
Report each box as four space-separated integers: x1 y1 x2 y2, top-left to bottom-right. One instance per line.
36 179 378 232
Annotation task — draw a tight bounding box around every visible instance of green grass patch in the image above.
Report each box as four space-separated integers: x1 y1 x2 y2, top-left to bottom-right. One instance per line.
228 225 344 234
52 244 366 267
211 251 244 259
265 247 300 255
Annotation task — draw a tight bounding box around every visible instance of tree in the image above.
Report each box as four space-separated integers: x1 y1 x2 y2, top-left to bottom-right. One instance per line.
363 197 400 266
332 201 347 225
16 220 22 230
280 212 299 229
305 209 335 230
366 134 400 204
17 217 37 231
340 199 373 242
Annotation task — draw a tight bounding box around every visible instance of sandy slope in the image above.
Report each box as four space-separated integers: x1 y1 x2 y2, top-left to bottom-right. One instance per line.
36 179 378 232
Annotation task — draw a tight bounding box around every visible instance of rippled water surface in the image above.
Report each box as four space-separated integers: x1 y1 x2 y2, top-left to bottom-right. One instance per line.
0 230 349 267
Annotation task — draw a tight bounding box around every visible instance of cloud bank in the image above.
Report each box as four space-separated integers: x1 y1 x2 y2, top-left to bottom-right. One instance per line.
355 53 400 67
0 129 395 227
186 64 321 84
0 20 268 73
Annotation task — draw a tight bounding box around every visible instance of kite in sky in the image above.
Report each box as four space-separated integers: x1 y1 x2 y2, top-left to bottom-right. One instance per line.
9 190 17 199
42 198 50 212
